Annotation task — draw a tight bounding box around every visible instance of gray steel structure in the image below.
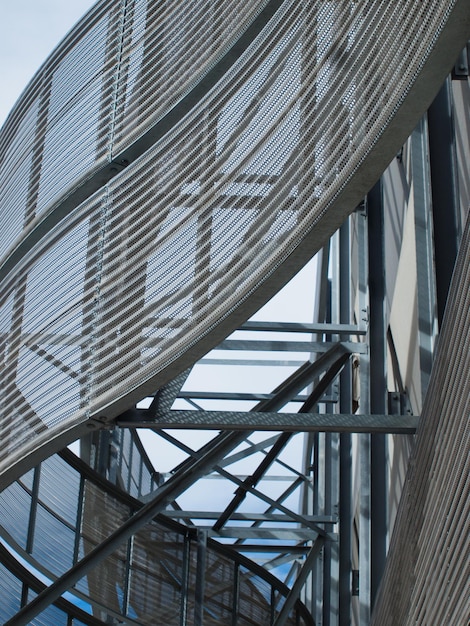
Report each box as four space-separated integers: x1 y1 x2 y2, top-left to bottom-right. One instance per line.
0 1 469 624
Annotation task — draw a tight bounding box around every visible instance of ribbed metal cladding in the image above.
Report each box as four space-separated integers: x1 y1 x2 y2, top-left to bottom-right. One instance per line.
0 0 118 261
110 0 273 155
371 213 470 626
0 0 268 264
0 0 469 489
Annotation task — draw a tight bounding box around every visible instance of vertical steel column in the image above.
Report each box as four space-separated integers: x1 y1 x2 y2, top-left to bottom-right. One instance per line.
271 587 276 626
73 476 85 566
96 431 111 477
367 180 388 607
312 432 321 622
411 118 437 400
322 255 334 626
329 236 340 622
179 535 191 626
339 219 352 624
357 209 371 626
232 563 240 626
427 77 460 327
322 240 336 625
359 434 371 626
108 429 120 487
194 529 208 626
180 534 190 626
322 432 333 626
121 532 134 618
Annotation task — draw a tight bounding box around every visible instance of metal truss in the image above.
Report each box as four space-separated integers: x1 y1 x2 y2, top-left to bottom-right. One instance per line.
1 182 428 626
1 0 468 623
57 187 417 625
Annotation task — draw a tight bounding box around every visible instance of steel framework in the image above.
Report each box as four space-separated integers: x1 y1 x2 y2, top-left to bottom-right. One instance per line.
0 1 469 625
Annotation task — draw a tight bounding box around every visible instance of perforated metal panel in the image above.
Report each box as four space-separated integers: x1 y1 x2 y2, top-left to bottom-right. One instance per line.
0 0 469 489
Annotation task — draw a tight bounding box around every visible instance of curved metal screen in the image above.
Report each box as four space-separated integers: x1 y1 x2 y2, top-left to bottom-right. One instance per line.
0 0 269 264
0 0 469 488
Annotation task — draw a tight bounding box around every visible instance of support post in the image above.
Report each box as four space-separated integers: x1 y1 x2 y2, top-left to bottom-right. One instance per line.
367 180 388 607
231 563 240 626
358 205 371 625
427 77 460 327
180 534 190 626
194 530 208 626
339 219 352 624
411 118 437 399
21 465 41 607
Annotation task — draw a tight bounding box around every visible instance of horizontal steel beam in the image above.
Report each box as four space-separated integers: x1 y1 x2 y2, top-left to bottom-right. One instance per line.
227 544 311 554
200 358 306 366
202 528 331 540
117 410 419 434
161 511 336 523
178 391 337 403
161 474 310 481
240 321 367 335
215 340 367 353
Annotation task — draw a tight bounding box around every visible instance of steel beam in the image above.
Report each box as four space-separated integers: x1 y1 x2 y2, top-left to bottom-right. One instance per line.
200 358 306 367
180 534 190 626
205 528 329 541
162 512 336 523
427 76 461 327
367 180 388 608
411 118 437 397
216 339 367 353
231 563 240 626
228 545 310 554
117 411 418 433
357 207 371 625
240 321 366 335
339 219 352 626
148 368 191 414
194 530 208 626
178 391 337 403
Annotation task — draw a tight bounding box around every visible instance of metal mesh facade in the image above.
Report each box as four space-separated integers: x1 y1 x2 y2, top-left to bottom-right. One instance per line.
0 0 468 488
1 1 470 625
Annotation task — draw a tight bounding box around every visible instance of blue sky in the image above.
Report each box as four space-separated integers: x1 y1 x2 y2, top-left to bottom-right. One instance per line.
0 0 96 126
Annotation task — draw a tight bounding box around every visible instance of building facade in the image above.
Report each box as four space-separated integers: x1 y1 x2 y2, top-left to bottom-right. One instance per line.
0 1 469 624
